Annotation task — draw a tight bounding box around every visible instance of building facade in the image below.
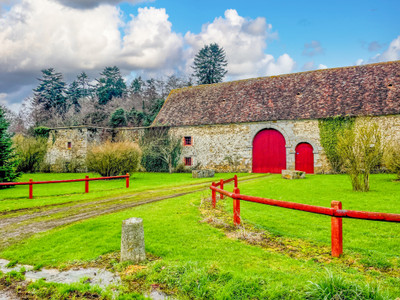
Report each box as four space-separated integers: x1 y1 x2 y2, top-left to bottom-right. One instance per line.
47 61 400 174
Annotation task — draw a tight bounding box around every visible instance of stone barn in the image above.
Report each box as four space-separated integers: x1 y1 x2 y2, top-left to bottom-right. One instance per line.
47 60 400 173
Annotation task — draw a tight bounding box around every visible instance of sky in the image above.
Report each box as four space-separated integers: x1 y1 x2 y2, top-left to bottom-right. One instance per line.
0 0 399 112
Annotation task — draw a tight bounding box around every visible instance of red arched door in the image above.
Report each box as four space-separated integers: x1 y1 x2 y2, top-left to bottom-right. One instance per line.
295 143 314 174
252 129 286 173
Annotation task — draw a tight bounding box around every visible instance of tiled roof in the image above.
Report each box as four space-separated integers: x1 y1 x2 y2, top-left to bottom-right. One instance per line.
153 61 400 127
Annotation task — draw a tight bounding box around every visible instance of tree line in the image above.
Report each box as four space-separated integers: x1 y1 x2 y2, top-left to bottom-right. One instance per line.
5 43 228 133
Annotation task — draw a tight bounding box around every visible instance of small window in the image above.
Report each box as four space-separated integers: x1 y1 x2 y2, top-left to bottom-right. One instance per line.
67 142 72 150
184 136 192 146
184 157 192 166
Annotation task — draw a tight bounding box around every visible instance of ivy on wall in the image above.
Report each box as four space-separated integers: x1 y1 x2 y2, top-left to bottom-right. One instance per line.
318 116 355 173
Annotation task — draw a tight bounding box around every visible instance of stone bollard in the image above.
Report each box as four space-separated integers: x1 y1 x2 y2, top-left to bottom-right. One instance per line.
121 218 146 263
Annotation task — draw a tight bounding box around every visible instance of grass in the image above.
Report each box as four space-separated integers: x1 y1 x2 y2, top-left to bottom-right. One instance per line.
0 173 399 299
0 172 259 212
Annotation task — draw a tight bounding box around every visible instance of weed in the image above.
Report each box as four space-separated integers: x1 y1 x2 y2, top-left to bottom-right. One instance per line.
306 271 389 300
5 260 18 268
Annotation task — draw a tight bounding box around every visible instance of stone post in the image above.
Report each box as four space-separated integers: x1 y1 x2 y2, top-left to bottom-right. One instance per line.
121 218 146 263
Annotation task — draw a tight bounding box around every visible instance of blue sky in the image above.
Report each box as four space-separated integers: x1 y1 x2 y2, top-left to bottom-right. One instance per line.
0 0 399 111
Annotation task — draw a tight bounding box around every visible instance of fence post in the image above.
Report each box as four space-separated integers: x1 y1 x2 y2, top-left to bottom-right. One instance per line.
220 179 224 199
211 182 216 208
331 201 343 257
234 175 238 188
85 176 89 193
126 173 130 188
29 179 33 199
233 187 241 225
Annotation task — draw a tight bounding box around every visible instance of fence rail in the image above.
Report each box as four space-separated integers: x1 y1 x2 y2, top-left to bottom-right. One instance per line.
0 174 130 199
210 175 400 257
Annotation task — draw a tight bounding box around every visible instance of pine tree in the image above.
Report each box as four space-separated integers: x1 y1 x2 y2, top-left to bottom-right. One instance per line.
96 66 127 105
130 76 144 95
34 68 67 113
67 72 94 112
192 43 228 85
109 108 127 128
0 107 20 185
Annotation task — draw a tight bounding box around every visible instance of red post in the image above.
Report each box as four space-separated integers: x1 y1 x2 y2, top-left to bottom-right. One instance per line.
126 173 130 188
331 201 343 257
85 176 89 193
234 175 238 188
233 187 241 225
220 179 224 199
211 182 216 208
29 179 33 199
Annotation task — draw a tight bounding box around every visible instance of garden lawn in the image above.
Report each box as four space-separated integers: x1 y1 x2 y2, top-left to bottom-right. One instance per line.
0 173 399 298
0 172 258 212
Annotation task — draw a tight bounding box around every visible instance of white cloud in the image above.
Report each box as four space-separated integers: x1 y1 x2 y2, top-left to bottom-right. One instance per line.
358 36 400 65
0 0 122 73
356 58 364 65
185 9 295 79
378 35 400 61
121 7 184 70
0 0 184 108
302 61 328 71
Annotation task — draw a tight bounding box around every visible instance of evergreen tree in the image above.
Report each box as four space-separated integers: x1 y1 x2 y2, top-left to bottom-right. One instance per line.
96 66 127 105
66 80 81 112
192 43 228 85
0 107 20 185
109 108 127 128
33 68 67 113
130 76 144 95
66 72 93 112
77 72 93 98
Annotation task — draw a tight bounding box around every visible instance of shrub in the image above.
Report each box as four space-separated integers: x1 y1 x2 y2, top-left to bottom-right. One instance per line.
140 128 182 173
33 126 51 139
13 134 48 173
86 141 141 176
383 140 400 179
109 108 127 128
319 116 355 173
337 118 382 192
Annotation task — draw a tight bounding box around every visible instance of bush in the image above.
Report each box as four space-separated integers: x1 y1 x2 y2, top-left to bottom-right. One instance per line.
86 141 141 176
383 140 400 179
141 149 169 172
337 118 382 192
140 128 182 173
13 134 48 173
109 108 127 128
33 126 51 139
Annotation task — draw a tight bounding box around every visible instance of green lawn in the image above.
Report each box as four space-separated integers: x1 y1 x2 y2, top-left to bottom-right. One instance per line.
0 172 258 212
1 173 399 299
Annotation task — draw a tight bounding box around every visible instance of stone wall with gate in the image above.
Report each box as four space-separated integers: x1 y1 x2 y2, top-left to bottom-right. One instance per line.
46 115 400 174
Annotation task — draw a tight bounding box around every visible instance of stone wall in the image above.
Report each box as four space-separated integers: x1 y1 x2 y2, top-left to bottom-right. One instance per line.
45 115 400 174
46 127 90 171
170 119 329 173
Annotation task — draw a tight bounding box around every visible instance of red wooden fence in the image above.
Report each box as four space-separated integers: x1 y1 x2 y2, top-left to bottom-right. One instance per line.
0 174 130 199
210 175 400 257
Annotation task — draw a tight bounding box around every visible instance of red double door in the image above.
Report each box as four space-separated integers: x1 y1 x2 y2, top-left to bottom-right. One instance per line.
252 129 314 174
252 129 286 173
